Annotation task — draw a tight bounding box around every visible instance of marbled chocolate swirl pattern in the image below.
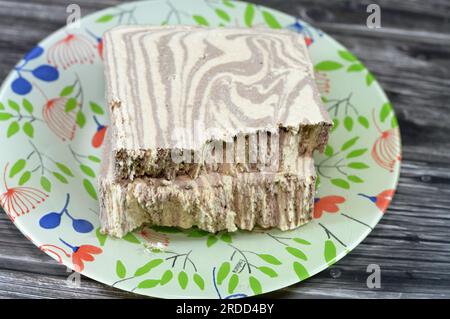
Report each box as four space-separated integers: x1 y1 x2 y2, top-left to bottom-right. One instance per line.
103 26 330 151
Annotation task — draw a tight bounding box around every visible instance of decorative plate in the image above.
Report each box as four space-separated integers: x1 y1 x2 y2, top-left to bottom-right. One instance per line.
0 0 401 298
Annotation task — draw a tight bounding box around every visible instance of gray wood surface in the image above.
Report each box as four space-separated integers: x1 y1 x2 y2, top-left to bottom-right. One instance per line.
0 0 449 299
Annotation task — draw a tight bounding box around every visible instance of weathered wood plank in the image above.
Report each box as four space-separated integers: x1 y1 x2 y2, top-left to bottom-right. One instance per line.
0 268 136 299
252 0 450 34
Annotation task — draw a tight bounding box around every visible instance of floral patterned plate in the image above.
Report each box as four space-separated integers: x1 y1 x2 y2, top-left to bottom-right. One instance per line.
0 0 401 298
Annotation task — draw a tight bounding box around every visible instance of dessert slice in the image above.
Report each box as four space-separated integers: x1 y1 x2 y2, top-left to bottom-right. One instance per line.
103 26 331 180
99 137 316 237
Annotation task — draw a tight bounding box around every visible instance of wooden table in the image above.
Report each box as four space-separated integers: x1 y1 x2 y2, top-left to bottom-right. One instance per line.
1 0 449 299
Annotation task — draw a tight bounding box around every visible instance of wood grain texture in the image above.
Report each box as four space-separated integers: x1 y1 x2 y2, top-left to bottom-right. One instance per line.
0 0 449 299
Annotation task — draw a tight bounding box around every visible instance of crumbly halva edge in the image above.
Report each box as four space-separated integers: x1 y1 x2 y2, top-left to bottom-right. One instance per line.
113 123 331 181
99 138 316 237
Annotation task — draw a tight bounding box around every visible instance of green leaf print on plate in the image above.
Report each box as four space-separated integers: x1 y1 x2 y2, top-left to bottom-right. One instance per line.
249 276 262 294
293 262 309 281
261 11 282 29
160 270 173 286
60 85 74 97
138 279 160 289
217 262 231 285
193 15 209 26
228 273 239 294
315 61 343 71
40 175 52 192
1 99 41 139
315 49 376 86
134 259 164 277
193 273 205 290
324 240 337 265
285 247 308 261
316 135 371 189
244 4 255 27
257 266 278 278
97 14 115 23
96 227 107 246
178 270 189 289
116 260 127 279
257 254 282 265
9 159 26 178
122 232 141 244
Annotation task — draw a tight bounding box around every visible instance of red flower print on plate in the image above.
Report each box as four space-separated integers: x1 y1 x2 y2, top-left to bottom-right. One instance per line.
92 116 108 148
43 96 78 141
47 33 96 70
372 109 401 172
314 196 346 219
86 29 103 60
0 163 48 221
59 238 102 272
32 82 79 141
359 189 395 213
39 244 71 264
